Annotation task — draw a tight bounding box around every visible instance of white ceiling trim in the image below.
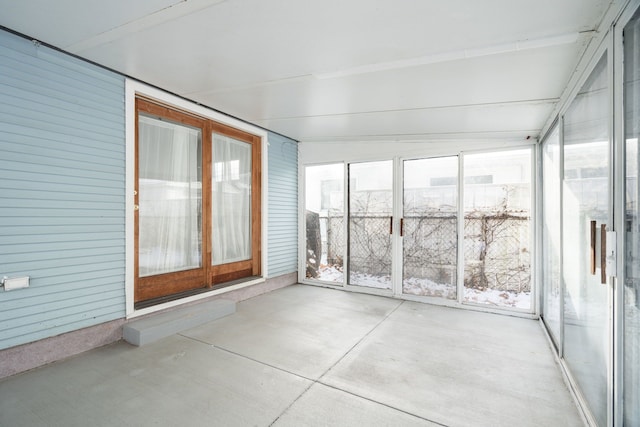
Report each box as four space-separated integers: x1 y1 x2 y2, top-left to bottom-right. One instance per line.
295 131 540 145
258 100 552 143
252 98 558 122
66 0 227 53
185 35 588 100
314 32 586 79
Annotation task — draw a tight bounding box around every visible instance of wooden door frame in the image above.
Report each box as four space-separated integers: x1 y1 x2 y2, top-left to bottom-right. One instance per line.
209 123 262 285
134 98 210 303
135 97 262 304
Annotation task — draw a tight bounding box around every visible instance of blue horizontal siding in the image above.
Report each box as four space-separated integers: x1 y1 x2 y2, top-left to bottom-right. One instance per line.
267 132 298 278
0 125 124 160
0 29 125 350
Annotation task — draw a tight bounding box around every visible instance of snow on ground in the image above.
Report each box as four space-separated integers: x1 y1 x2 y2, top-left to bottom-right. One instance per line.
403 277 456 299
318 265 530 309
317 264 344 283
463 287 531 309
349 272 392 289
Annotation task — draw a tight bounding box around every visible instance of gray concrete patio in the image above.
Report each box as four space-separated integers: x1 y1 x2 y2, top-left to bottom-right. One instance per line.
0 284 584 426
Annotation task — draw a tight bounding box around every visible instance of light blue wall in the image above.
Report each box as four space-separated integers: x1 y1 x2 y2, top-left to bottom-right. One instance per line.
0 29 299 352
267 132 298 277
0 30 126 350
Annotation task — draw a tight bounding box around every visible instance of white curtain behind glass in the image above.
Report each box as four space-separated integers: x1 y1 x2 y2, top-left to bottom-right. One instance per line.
212 134 251 265
138 115 202 277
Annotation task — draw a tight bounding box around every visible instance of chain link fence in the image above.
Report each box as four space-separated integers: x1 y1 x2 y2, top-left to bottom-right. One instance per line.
347 215 392 276
309 211 530 293
403 214 458 287
463 213 530 293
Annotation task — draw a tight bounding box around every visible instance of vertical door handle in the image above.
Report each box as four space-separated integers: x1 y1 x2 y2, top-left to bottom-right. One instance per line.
600 224 607 284
400 218 404 237
590 220 596 275
389 216 393 235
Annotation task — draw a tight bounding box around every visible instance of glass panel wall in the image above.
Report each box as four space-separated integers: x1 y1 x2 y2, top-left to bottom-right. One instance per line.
542 125 562 345
305 163 345 283
562 53 609 427
303 150 535 312
463 149 532 309
624 7 640 425
348 160 393 289
403 156 458 299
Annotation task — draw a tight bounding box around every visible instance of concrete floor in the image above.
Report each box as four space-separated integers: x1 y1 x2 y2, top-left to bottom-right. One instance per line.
0 284 584 426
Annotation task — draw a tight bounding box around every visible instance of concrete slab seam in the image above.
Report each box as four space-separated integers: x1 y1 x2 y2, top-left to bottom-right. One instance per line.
177 333 316 382
315 381 449 427
317 299 406 382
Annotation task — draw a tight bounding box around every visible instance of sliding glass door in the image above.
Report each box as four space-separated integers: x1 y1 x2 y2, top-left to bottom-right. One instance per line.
304 163 345 283
463 150 532 310
135 99 262 305
402 156 458 299
541 124 562 346
623 6 640 425
209 125 262 285
304 150 533 312
348 161 393 290
540 52 611 426
135 101 206 302
562 53 610 427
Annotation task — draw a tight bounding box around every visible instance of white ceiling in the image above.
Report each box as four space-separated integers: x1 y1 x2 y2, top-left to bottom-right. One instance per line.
0 0 612 142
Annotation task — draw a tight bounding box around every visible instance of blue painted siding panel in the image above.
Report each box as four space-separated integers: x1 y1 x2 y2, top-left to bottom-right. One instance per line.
267 132 298 277
0 30 125 350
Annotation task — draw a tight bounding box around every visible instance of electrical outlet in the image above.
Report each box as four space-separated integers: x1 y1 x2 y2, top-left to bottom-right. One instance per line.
2 276 30 291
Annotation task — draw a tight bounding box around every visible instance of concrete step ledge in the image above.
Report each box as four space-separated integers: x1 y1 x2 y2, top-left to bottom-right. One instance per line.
123 299 236 346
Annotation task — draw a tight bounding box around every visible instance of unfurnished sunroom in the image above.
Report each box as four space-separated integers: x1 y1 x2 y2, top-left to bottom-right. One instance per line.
1 1 640 426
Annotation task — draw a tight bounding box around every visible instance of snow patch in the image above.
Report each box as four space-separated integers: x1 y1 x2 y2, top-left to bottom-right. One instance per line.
349 272 392 289
403 277 456 299
317 264 344 283
317 265 530 309
463 287 531 309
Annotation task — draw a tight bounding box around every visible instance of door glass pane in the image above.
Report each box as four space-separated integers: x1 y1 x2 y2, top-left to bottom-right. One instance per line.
562 53 609 427
403 157 458 299
463 149 532 309
305 164 344 283
138 115 202 277
212 134 251 265
624 8 640 425
348 160 393 289
542 125 562 344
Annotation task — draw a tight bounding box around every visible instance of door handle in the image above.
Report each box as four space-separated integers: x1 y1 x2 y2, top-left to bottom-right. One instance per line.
590 220 596 275
601 224 607 284
389 217 404 236
590 221 610 284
